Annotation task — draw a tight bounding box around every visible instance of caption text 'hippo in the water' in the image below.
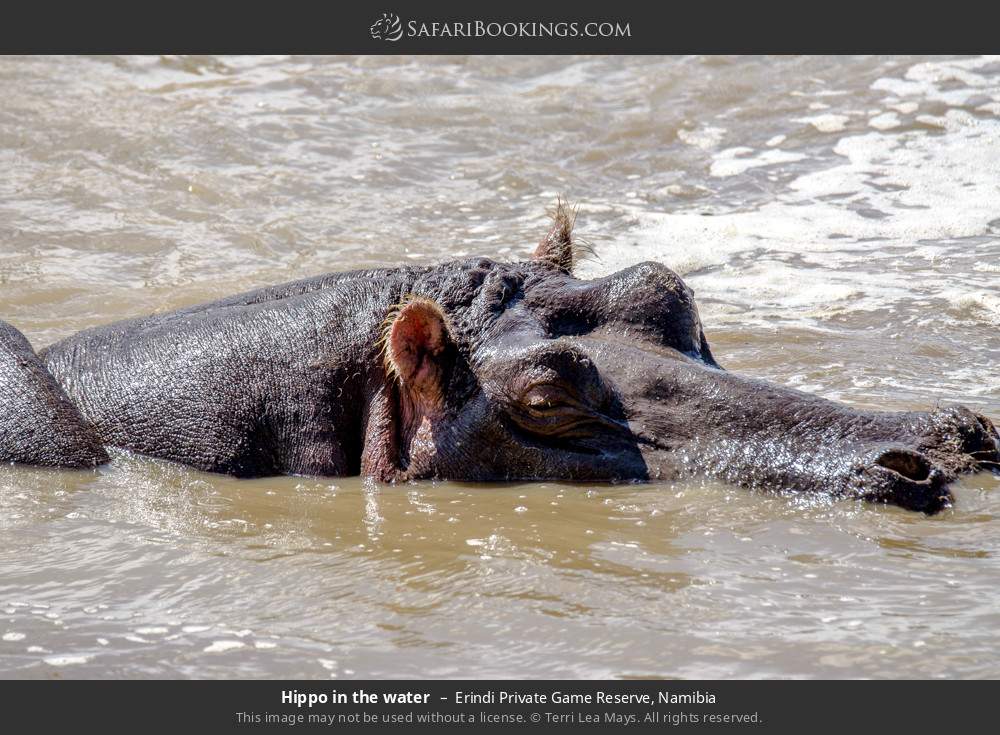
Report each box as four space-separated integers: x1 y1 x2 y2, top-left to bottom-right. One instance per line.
2 203 998 513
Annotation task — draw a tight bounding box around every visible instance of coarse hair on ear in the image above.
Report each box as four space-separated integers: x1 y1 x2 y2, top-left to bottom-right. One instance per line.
379 295 454 406
531 198 593 273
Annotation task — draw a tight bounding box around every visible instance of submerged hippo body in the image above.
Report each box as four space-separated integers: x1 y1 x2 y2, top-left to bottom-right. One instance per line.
40 206 999 512
0 320 108 468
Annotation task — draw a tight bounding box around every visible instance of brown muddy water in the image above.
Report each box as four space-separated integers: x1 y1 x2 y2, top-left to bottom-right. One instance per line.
1 55 999 679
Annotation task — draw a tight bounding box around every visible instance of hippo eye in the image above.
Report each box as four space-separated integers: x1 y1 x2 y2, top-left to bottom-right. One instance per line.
500 352 624 441
523 384 573 410
509 381 605 438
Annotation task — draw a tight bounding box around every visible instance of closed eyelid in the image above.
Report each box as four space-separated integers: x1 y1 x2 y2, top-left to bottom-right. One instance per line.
507 384 629 439
522 383 587 410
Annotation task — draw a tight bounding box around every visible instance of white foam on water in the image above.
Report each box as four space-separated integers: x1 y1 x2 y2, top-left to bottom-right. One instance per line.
44 654 92 666
872 56 1000 107
678 125 725 150
868 112 901 130
203 640 245 653
582 59 1000 331
940 289 1000 326
796 113 851 132
710 147 806 177
182 624 212 633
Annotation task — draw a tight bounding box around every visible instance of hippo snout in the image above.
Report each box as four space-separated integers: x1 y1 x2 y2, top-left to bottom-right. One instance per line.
859 446 952 514
857 407 999 513
919 406 1000 475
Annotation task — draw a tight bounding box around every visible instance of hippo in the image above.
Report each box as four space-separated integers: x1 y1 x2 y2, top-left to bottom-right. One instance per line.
0 319 108 469
34 203 999 513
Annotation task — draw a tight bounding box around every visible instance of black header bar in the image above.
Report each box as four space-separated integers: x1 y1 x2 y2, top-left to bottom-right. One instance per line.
2 1 998 54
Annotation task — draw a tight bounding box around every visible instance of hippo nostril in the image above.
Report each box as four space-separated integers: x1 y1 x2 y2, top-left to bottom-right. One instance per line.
866 448 951 513
875 449 932 482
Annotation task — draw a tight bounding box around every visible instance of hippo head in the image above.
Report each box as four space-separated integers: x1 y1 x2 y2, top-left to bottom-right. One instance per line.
367 203 999 513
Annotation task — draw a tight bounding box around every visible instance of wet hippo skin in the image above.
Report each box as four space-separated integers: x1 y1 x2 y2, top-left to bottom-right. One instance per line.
0 319 108 469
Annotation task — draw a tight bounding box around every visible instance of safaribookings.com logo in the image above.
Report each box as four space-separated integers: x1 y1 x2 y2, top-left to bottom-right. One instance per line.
370 13 404 41
369 13 631 42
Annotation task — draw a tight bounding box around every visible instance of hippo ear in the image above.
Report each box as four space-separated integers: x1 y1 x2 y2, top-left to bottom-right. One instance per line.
382 297 454 407
532 199 581 272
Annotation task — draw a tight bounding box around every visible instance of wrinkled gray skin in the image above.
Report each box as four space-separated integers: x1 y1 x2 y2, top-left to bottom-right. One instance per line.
0 320 107 468
38 207 1000 513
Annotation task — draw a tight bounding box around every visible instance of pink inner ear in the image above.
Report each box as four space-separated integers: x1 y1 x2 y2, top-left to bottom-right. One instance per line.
388 300 447 391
